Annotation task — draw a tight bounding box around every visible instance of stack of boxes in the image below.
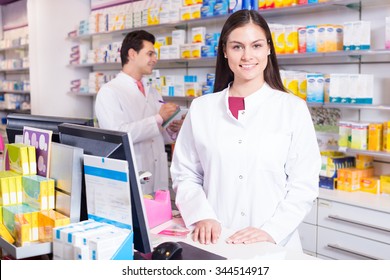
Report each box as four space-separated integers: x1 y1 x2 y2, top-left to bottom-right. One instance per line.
319 151 388 195
53 220 132 260
0 143 71 246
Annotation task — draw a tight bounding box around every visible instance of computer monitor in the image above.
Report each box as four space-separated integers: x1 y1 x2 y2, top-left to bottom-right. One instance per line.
58 123 153 254
6 113 94 143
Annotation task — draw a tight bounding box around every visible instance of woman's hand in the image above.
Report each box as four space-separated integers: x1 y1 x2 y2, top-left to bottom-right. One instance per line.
226 227 275 244
192 219 221 245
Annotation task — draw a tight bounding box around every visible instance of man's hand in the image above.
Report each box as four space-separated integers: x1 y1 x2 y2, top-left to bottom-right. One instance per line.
167 113 185 133
159 102 178 121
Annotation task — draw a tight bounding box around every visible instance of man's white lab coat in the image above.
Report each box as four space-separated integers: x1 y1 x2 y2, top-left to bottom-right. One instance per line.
95 72 174 194
171 83 321 250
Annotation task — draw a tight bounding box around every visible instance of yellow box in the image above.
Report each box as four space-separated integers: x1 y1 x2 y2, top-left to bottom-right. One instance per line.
47 178 55 209
380 175 390 195
14 213 31 246
0 222 15 244
275 0 283 7
147 8 160 25
180 44 191 59
0 171 23 204
5 143 30 175
368 123 383 151
273 24 285 54
39 210 70 242
27 146 37 175
15 176 23 204
316 24 327 53
7 176 17 205
266 0 275 8
360 177 380 194
382 121 390 152
3 207 30 246
355 154 373 169
191 44 202 58
297 72 307 100
22 175 49 210
285 25 299 54
25 210 39 241
0 177 10 206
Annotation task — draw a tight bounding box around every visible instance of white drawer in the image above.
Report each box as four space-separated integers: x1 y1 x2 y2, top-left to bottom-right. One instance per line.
317 227 390 260
298 222 317 253
318 199 390 244
303 199 317 225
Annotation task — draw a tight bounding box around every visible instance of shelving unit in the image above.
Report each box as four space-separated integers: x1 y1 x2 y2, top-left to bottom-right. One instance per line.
66 0 369 42
0 38 30 142
0 237 51 260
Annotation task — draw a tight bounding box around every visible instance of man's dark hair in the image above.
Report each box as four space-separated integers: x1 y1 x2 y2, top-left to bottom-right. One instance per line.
120 30 155 67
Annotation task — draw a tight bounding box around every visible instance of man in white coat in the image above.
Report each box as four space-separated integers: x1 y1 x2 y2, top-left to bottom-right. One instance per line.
95 30 182 195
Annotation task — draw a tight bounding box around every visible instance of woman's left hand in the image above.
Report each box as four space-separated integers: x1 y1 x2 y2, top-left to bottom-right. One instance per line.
226 227 275 244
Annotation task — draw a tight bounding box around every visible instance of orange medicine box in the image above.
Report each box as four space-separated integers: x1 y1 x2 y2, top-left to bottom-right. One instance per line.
337 167 374 192
368 123 382 151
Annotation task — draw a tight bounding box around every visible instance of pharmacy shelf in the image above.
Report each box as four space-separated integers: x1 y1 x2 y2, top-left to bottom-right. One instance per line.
163 96 196 102
68 57 218 70
0 44 28 52
308 103 390 111
67 91 96 97
0 90 30 94
0 109 31 114
0 237 52 259
336 147 390 161
0 68 29 74
66 0 364 41
68 49 390 71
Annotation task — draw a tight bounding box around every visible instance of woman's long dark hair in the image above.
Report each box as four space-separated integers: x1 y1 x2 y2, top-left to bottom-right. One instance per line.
214 9 286 93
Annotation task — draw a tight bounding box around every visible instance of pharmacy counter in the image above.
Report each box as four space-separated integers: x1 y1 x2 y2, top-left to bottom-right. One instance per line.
150 219 317 260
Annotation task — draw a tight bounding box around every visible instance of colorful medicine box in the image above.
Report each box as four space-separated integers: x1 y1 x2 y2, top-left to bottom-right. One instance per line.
380 175 390 195
360 177 380 194
22 175 51 210
5 143 30 175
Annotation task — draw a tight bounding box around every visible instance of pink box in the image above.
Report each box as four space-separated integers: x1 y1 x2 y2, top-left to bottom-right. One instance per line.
143 190 172 229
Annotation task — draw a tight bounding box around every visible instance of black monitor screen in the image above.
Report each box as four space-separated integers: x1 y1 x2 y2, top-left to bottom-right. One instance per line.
6 113 94 143
58 123 152 254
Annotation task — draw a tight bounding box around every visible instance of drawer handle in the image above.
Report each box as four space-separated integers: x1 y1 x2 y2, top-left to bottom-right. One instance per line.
328 215 390 233
327 244 381 260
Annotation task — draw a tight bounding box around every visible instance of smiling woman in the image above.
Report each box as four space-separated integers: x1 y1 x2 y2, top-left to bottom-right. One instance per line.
170 9 321 251
224 23 270 97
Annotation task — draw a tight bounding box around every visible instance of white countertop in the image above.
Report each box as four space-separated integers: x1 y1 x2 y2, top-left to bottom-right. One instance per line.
150 219 317 260
319 188 390 213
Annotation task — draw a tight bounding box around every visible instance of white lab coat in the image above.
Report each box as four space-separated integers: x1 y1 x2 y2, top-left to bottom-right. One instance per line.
95 72 174 195
171 83 321 250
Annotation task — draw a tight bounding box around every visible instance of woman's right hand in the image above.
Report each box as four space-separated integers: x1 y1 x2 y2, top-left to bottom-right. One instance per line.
159 102 178 121
192 219 221 245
